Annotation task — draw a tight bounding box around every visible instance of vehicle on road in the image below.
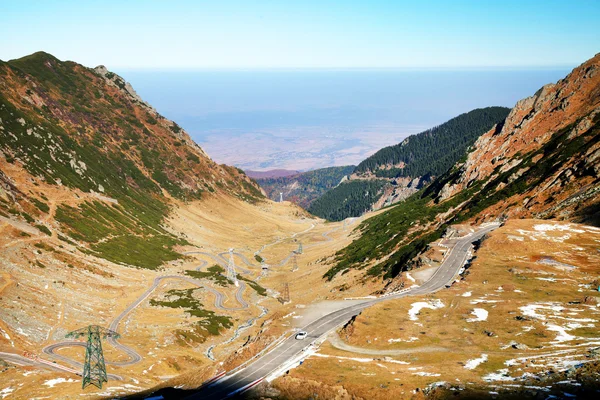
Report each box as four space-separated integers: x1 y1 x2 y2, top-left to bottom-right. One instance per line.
295 331 308 340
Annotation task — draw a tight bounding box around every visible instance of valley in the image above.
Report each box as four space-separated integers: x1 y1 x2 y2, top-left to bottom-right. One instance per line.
0 50 599 400
0 191 375 399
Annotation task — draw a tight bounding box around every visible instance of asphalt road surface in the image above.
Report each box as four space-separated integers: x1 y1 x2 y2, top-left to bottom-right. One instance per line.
181 223 499 400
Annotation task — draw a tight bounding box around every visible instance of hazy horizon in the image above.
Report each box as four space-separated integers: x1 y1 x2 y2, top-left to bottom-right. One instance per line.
119 67 572 171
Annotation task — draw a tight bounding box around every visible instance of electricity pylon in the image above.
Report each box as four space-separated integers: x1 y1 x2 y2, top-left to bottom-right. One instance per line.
227 248 239 286
296 243 303 254
281 283 290 303
65 325 119 389
291 253 298 272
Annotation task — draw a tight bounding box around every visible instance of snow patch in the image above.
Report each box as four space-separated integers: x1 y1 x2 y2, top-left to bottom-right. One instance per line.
408 299 444 321
467 308 488 322
388 337 419 343
519 303 563 320
43 378 76 388
0 388 14 399
546 324 576 343
534 224 585 233
412 371 441 377
464 354 488 369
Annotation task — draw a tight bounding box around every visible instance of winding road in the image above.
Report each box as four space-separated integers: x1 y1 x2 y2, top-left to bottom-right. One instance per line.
29 220 331 377
181 223 500 399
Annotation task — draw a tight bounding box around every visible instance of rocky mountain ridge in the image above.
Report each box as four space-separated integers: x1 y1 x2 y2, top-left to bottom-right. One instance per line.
327 53 600 280
438 53 600 222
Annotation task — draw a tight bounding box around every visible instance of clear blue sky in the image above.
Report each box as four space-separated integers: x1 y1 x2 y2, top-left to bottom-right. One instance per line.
1 0 599 69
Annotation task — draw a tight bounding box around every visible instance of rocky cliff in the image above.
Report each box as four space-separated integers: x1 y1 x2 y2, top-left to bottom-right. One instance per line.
438 53 600 223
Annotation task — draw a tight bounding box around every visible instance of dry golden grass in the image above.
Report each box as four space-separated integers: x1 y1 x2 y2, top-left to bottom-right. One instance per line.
280 219 600 399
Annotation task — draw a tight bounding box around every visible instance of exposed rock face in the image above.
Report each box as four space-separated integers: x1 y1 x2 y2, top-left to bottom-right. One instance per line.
371 175 428 210
441 54 600 205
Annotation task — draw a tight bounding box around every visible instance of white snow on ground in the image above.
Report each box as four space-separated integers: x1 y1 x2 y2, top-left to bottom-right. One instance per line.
462 291 472 297
0 388 14 399
412 371 441 377
519 303 564 320
507 235 524 242
388 337 419 343
464 354 488 370
408 299 444 321
406 272 416 282
534 224 585 233
312 353 409 365
546 324 576 342
0 328 14 347
483 369 514 382
467 308 488 322
470 298 503 304
43 378 76 388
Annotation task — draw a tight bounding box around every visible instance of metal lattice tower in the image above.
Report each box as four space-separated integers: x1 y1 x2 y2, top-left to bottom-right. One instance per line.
291 253 298 272
227 248 239 286
296 242 303 254
65 325 120 390
281 282 290 303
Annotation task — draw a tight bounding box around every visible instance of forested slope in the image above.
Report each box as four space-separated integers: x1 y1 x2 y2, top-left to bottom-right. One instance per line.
309 107 510 221
355 107 510 177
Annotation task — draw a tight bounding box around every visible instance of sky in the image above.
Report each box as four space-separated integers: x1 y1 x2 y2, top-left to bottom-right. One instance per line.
1 0 599 69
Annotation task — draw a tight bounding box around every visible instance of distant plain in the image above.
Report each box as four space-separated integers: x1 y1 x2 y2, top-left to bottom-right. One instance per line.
120 68 571 171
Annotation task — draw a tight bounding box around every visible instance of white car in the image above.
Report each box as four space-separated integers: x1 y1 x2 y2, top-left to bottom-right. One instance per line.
295 331 308 340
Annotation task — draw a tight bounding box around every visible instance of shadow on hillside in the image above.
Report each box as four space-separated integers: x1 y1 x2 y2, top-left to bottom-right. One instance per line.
573 201 600 227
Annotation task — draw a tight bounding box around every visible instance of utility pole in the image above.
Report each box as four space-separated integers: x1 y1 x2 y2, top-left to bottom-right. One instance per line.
227 248 239 287
65 325 119 389
279 282 290 303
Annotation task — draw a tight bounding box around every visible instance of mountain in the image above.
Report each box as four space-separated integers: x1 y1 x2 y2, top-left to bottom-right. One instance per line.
355 106 511 177
253 165 355 208
326 53 600 281
309 107 510 221
0 51 263 268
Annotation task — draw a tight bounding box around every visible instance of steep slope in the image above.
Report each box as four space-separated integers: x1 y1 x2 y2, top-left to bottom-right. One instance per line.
0 52 263 267
326 53 600 281
309 107 510 221
355 106 511 178
254 165 355 208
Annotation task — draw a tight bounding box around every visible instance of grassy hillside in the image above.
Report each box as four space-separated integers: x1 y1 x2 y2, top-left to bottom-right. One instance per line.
0 51 263 269
255 165 355 208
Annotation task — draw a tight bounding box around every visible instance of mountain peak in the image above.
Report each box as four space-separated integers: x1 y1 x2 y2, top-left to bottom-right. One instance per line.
8 50 61 65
